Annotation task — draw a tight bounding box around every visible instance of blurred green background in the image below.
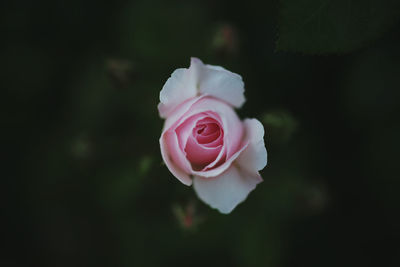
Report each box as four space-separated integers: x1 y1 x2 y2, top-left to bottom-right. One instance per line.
2 0 400 266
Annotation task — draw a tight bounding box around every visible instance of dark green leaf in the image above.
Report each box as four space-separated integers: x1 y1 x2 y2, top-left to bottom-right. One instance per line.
277 0 400 53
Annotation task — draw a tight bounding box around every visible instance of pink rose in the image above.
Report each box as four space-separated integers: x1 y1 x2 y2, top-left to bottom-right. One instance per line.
159 58 267 214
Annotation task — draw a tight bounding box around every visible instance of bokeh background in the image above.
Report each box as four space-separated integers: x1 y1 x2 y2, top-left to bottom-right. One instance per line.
3 0 400 266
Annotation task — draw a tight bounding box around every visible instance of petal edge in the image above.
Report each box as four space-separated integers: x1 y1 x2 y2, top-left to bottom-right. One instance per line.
193 164 262 214
236 118 268 173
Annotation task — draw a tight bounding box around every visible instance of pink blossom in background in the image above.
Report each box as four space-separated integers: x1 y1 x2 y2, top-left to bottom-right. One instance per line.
158 58 267 214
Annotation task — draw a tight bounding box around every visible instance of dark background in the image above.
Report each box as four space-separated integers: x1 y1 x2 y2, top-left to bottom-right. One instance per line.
2 0 400 266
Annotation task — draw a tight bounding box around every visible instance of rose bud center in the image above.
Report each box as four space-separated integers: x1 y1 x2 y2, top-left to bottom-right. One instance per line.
182 116 224 171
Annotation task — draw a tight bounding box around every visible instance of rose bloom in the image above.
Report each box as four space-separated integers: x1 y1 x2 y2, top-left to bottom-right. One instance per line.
158 58 267 214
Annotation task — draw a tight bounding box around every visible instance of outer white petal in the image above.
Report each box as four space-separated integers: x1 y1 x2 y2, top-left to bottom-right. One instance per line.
158 59 200 118
198 61 246 108
236 119 268 173
193 164 262 214
158 58 246 118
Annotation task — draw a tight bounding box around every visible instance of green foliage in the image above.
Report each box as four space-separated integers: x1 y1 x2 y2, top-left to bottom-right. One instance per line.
277 0 400 53
262 110 298 143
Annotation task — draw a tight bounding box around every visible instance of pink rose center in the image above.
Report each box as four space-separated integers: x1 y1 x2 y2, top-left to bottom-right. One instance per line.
194 122 220 145
182 116 224 171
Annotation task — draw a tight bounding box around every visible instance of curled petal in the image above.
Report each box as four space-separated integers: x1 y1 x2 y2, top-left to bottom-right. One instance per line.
160 131 192 186
185 135 222 170
193 164 263 214
236 119 268 174
162 96 205 132
175 113 208 152
192 141 247 177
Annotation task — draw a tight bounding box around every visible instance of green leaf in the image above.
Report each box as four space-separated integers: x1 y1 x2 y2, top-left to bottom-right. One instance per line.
262 110 298 143
277 0 400 53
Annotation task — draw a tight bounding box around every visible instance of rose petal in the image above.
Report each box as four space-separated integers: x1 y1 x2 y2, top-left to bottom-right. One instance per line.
160 130 193 186
159 58 246 119
184 97 243 159
185 135 222 170
190 58 246 108
175 113 207 152
194 118 223 147
164 97 243 175
196 129 222 146
184 97 244 174
236 119 268 173
193 164 263 214
162 96 205 133
193 141 248 177
158 60 200 118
